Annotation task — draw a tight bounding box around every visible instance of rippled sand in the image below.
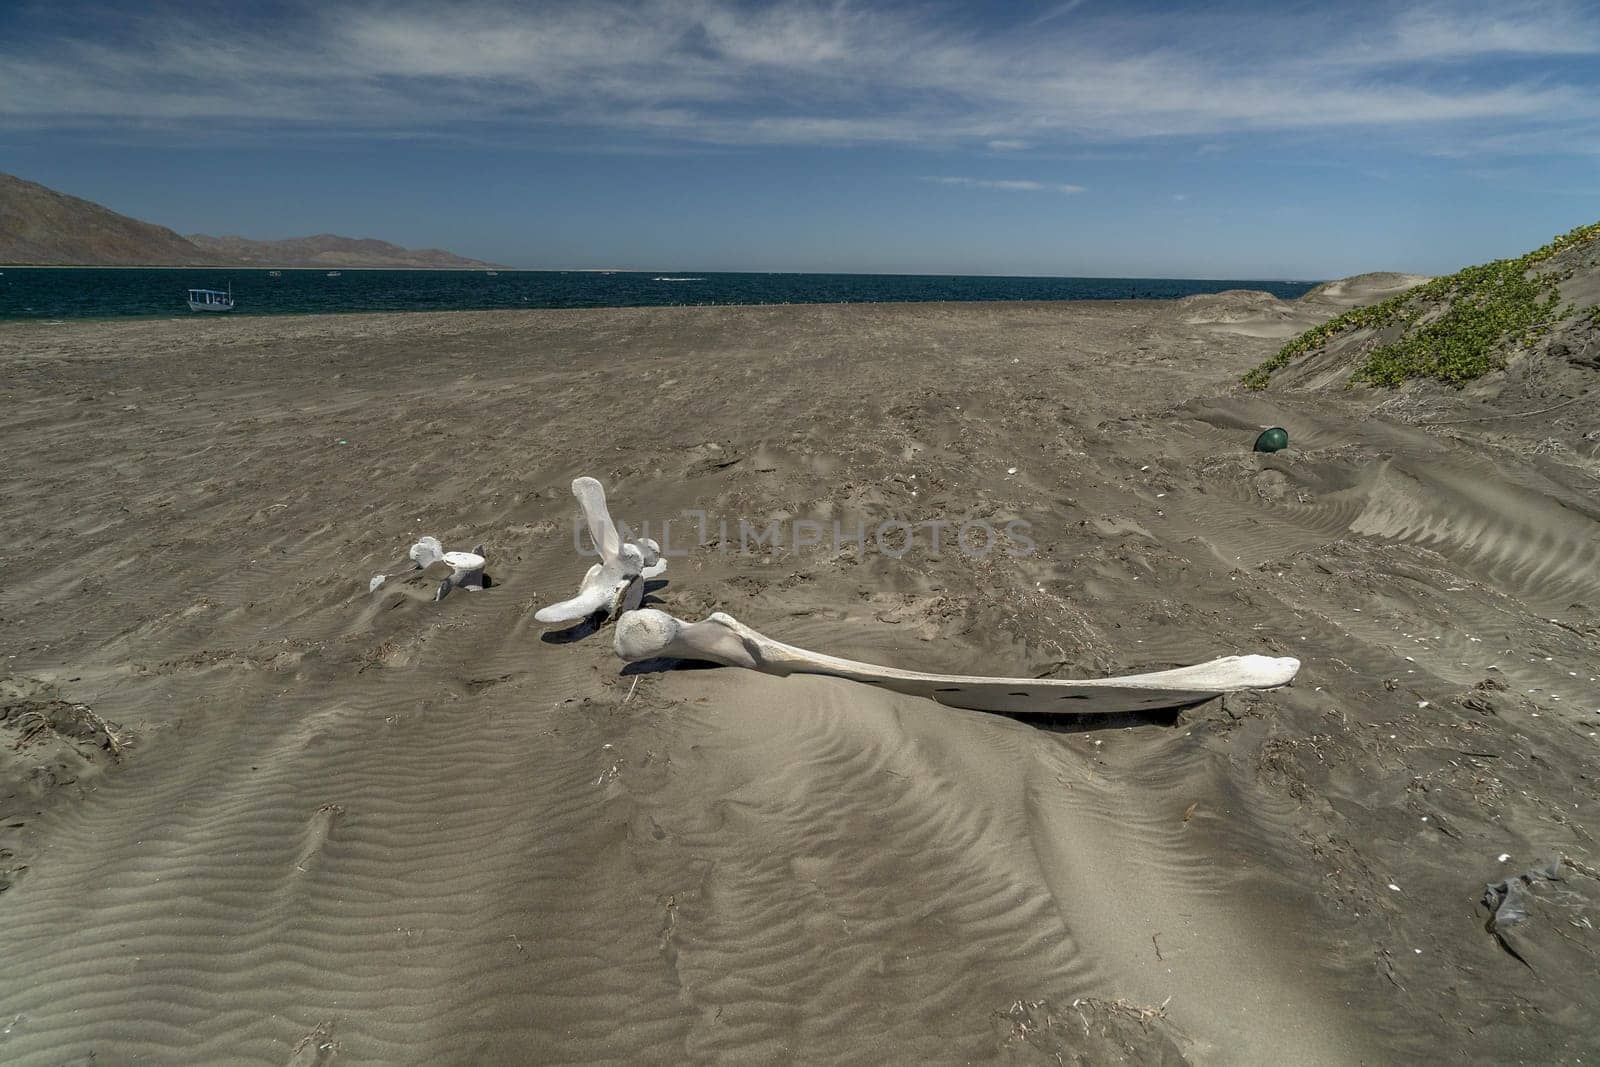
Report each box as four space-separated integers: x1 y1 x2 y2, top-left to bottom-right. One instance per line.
1 294 1596 1063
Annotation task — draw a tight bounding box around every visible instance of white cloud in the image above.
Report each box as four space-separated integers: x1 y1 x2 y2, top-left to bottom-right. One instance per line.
922 176 1085 194
1368 0 1600 63
0 0 1596 156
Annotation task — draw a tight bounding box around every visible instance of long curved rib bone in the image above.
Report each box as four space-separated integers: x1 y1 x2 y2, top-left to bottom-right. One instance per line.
534 478 665 624
614 608 1299 715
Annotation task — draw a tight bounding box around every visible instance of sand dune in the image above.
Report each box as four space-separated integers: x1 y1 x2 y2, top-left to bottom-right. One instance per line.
1299 272 1432 308
1 300 1596 1063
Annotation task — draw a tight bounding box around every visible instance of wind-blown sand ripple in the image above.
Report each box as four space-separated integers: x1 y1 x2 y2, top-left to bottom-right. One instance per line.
1 301 1596 1063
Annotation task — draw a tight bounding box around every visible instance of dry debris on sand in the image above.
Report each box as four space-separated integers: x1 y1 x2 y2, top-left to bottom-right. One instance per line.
0 288 1597 1064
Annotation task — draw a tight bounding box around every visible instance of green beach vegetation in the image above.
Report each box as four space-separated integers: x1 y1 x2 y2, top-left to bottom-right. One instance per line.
1243 220 1600 390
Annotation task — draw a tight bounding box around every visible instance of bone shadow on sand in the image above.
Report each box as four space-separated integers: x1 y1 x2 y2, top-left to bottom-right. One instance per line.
618 654 1199 733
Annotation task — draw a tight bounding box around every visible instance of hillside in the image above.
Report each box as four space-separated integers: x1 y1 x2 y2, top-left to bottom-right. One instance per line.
185 233 497 270
1243 221 1600 392
0 172 499 269
0 172 206 266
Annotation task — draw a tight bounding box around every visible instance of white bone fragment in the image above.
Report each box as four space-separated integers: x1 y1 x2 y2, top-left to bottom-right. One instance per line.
636 537 667 580
409 536 444 569
376 537 489 600
440 550 487 597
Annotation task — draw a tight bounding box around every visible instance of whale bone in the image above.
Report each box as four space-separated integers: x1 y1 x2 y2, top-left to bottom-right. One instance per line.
613 608 1299 716
534 477 665 624
371 538 487 600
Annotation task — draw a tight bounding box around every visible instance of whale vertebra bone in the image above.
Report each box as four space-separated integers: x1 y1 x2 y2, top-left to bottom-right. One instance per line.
534 477 666 625
371 537 487 601
614 608 1299 716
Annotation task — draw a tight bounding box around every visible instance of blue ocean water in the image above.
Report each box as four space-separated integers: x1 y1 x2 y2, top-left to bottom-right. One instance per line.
0 267 1318 320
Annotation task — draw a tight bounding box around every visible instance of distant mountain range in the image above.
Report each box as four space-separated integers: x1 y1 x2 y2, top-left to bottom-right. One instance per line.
181 232 496 270
0 172 501 269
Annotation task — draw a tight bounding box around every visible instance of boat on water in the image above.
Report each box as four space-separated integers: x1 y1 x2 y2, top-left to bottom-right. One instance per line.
268 270 282 278
186 286 235 312
486 270 498 276
326 271 342 278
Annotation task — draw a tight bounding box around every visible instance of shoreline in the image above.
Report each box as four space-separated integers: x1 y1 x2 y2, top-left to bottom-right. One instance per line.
0 294 1290 326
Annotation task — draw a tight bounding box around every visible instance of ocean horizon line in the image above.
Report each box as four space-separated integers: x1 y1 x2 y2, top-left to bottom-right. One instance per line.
0 264 1327 284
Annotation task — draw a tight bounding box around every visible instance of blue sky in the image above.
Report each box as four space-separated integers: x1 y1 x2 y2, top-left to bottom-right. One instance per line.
2 0 1597 277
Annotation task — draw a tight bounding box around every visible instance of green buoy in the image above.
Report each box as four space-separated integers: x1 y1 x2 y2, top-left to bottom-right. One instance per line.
1253 426 1289 453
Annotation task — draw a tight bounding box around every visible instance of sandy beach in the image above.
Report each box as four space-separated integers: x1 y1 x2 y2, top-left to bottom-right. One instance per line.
2 293 1597 1063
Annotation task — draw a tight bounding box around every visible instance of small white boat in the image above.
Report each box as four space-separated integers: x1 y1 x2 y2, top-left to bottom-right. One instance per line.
326 271 342 278
186 286 234 312
268 270 282 278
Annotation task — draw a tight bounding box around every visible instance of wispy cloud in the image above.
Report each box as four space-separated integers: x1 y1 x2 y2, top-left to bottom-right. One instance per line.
0 0 1596 156
1359 0 1600 63
922 176 1085 193
1026 0 1091 30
